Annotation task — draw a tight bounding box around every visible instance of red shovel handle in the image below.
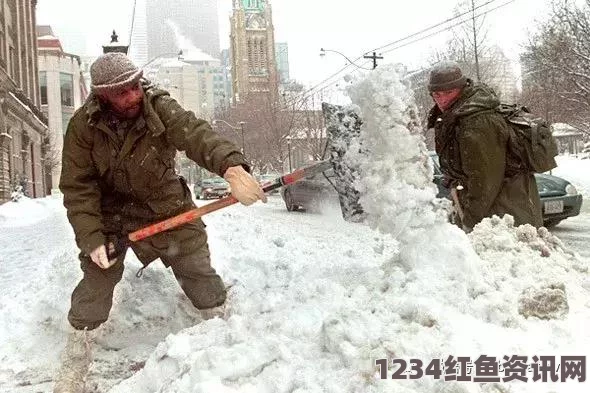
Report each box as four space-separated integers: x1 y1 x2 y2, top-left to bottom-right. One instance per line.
128 195 238 242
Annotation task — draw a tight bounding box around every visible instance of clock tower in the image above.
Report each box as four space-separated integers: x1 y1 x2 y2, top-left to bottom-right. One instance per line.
229 0 279 104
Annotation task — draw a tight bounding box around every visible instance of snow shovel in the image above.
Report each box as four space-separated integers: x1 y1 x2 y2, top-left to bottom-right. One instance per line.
107 160 333 259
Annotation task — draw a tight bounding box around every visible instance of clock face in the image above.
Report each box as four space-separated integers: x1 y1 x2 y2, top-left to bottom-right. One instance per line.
246 13 265 29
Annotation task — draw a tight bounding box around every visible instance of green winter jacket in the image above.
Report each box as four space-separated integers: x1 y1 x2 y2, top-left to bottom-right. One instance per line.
428 82 543 230
59 82 248 255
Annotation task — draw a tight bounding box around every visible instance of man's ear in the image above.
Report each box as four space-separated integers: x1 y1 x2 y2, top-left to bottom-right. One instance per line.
94 90 106 101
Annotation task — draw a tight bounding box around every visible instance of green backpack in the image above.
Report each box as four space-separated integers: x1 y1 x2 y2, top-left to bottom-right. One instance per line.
496 104 558 173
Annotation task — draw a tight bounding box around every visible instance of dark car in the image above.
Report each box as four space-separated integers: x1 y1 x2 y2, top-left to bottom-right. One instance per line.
194 177 231 200
429 152 583 227
280 169 337 211
257 174 280 195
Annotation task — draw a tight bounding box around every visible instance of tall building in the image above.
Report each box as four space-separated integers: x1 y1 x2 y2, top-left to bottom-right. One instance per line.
144 48 221 120
145 0 220 61
275 42 289 84
37 26 87 194
229 0 279 103
128 0 148 67
0 0 49 203
217 48 233 112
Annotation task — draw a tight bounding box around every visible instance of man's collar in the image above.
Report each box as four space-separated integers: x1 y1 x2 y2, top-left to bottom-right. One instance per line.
85 93 103 125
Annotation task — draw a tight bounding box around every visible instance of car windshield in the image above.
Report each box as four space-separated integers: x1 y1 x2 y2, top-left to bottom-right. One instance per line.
202 178 228 186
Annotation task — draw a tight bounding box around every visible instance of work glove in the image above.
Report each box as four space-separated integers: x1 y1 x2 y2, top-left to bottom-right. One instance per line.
223 165 267 206
89 243 118 269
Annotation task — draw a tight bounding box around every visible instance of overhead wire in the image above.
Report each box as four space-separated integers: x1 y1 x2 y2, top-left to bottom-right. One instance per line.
284 0 513 108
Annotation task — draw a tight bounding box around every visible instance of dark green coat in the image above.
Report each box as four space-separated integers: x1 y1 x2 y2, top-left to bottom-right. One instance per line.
59 83 248 257
428 82 543 230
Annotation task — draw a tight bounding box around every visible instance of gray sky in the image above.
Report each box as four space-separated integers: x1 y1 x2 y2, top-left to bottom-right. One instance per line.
37 0 554 87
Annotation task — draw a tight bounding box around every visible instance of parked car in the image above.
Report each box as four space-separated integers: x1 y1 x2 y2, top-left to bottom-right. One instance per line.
429 152 583 227
257 173 280 195
280 168 337 211
194 177 231 199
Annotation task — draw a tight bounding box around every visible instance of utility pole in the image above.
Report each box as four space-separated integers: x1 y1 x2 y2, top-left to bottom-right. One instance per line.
471 0 481 82
239 121 246 156
363 51 383 69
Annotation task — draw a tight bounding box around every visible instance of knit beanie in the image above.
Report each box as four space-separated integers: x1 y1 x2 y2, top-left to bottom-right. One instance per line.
90 52 143 94
428 61 467 93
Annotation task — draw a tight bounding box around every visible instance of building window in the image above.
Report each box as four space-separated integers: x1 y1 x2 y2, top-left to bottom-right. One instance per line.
61 112 72 134
39 71 47 105
0 29 6 69
9 46 18 84
60 73 74 107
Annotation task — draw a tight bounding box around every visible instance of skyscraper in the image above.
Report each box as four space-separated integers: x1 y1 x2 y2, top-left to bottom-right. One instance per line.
275 42 289 84
129 0 149 67
145 0 220 61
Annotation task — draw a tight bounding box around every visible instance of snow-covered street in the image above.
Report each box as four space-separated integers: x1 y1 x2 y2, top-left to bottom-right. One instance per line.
551 157 590 261
551 204 590 260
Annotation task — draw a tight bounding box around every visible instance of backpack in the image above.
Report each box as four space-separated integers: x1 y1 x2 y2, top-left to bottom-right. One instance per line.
496 104 558 173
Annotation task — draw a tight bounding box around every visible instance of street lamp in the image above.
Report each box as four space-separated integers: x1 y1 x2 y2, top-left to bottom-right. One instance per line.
319 48 374 71
212 119 246 156
286 136 292 172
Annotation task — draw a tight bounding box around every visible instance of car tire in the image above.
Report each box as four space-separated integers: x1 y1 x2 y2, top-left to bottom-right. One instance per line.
544 219 562 228
285 191 297 212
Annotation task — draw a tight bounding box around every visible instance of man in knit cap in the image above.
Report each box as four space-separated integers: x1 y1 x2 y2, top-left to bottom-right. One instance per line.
426 61 542 232
53 52 266 392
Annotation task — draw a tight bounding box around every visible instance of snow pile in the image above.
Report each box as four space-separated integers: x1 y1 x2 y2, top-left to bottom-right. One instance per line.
0 197 206 390
553 155 590 198
345 65 443 242
0 196 58 227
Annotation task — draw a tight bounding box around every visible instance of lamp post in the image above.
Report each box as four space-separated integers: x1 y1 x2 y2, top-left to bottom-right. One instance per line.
212 119 246 156
319 48 376 70
238 121 246 156
286 136 292 172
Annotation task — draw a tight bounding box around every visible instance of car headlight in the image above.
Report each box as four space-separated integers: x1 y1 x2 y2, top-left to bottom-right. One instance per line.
205 188 213 192
565 184 578 196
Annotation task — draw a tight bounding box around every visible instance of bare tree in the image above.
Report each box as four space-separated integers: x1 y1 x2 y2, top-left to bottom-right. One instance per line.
41 133 61 173
521 0 590 135
216 93 298 173
409 0 509 126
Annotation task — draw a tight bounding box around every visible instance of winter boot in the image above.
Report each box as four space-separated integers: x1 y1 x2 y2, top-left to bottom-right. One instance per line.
53 327 95 393
199 285 235 321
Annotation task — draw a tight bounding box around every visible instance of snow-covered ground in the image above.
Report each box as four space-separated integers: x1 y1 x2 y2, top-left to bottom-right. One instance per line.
0 66 588 393
550 155 590 261
553 155 590 199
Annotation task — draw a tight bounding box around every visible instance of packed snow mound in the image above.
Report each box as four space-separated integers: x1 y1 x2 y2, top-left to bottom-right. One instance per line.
469 215 587 322
0 195 60 227
111 208 399 393
110 65 590 393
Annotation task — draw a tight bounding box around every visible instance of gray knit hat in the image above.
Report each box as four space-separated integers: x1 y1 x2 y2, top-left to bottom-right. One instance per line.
428 61 467 92
90 52 143 93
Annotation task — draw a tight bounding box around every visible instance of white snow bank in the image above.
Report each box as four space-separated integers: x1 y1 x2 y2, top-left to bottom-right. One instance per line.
0 196 62 227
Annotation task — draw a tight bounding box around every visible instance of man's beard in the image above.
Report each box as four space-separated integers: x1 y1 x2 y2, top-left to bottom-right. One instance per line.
116 102 143 119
